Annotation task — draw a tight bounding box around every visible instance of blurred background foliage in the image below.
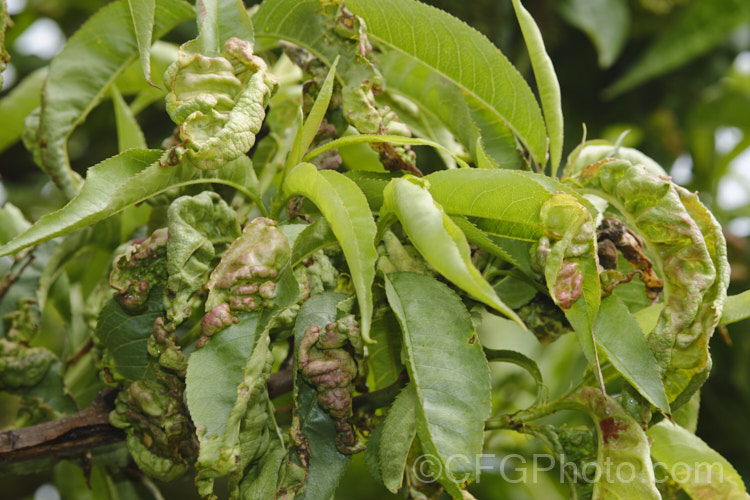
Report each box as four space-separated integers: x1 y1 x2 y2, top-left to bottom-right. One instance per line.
1 0 749 498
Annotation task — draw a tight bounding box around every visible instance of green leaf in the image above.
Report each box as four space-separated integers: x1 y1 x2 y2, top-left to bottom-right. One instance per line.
0 67 46 154
647 420 750 499
344 171 392 213
111 84 147 151
451 215 537 278
379 176 524 327
304 134 471 169
368 306 404 390
0 203 31 245
290 218 337 267
346 0 546 167
186 310 262 439
491 275 538 310
378 50 521 169
291 292 352 499
606 0 750 97
128 0 157 86
95 288 164 383
512 0 563 173
384 272 491 496
32 0 194 199
559 0 629 68
0 151 261 258
559 387 661 499
282 163 377 342
363 414 385 484
379 383 418 493
483 348 545 405
720 290 750 326
426 168 569 243
287 57 339 169
114 40 178 100
185 0 254 56
254 0 373 89
594 295 670 414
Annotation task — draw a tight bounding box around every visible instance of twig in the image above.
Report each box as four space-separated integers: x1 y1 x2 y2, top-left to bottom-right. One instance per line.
0 368 297 465
0 388 123 464
0 251 35 303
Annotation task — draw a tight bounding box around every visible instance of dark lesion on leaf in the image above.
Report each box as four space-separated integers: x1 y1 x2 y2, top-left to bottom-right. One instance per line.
596 217 663 300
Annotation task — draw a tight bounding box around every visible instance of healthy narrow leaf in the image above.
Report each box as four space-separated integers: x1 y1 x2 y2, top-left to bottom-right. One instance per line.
376 50 521 168
379 384 418 493
368 306 404 390
128 0 157 86
111 85 147 151
114 39 178 97
451 215 537 279
559 0 629 68
0 151 261 257
483 347 544 402
648 420 750 499
594 295 670 414
384 272 491 496
363 415 385 484
344 171 392 213
426 168 571 242
287 57 339 168
33 0 194 199
719 290 750 326
378 176 524 327
282 163 377 342
0 67 46 153
511 0 563 173
346 0 546 167
606 0 750 97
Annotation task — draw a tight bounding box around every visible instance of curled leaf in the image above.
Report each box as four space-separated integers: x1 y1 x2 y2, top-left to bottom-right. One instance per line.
164 37 278 170
164 192 241 325
558 387 661 499
565 156 728 402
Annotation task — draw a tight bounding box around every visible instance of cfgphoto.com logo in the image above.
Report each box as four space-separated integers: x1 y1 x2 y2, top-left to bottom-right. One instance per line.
411 453 725 485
